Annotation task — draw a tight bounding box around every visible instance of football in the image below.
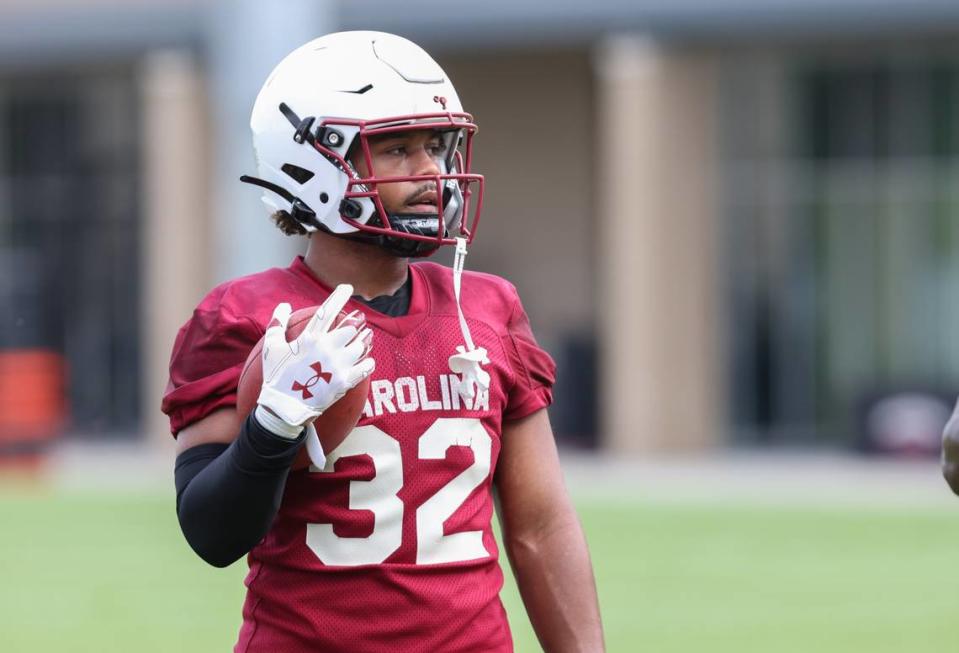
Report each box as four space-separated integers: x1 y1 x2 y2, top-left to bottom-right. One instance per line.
236 306 370 468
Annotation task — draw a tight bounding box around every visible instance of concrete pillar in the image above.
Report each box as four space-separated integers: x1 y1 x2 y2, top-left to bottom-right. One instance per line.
594 36 722 453
207 0 335 283
140 50 211 448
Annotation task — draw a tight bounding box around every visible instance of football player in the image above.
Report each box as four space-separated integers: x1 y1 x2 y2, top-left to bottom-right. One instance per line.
163 31 604 652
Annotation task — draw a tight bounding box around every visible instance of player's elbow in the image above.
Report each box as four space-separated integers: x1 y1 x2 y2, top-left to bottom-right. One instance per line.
176 499 252 568
200 551 242 569
194 548 240 569
179 519 248 568
504 509 582 561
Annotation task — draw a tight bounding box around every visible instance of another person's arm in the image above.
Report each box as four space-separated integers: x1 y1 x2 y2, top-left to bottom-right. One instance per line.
942 398 959 494
495 408 605 652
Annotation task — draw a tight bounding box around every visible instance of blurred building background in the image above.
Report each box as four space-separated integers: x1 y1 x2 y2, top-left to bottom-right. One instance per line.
2 0 959 458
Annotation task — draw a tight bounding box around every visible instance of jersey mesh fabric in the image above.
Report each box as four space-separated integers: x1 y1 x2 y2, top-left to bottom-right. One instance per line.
162 257 556 653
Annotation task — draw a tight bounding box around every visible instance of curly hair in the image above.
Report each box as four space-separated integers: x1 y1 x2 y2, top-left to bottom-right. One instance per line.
271 210 308 236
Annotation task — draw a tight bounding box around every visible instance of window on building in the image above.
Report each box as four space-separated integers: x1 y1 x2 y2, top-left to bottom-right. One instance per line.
723 52 959 445
0 68 141 442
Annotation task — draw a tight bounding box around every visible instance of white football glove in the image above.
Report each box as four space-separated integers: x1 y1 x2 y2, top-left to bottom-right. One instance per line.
254 284 374 441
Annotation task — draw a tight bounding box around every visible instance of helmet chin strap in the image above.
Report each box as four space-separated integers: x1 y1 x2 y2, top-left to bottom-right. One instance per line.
448 237 490 399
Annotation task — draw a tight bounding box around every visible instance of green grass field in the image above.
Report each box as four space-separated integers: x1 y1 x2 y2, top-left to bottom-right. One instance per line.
1 487 957 652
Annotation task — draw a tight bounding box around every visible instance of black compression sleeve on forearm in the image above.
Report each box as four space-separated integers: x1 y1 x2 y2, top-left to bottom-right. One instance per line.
174 413 305 568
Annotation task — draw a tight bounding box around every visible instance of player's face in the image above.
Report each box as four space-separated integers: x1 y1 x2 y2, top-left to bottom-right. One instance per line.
353 130 447 215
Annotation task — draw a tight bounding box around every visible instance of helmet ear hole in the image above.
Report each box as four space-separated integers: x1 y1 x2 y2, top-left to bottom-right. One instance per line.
340 199 364 220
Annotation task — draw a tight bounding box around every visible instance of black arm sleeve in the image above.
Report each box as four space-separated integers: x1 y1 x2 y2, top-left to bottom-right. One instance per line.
174 413 305 568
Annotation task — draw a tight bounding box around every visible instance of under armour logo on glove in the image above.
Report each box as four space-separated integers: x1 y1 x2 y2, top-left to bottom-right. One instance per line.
291 362 333 399
449 345 490 400
256 285 375 431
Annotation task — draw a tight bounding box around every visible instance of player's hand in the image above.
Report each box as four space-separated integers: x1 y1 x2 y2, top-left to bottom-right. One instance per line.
256 284 374 437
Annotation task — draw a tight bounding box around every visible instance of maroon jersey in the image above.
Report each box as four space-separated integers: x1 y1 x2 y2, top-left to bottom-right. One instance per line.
162 257 555 653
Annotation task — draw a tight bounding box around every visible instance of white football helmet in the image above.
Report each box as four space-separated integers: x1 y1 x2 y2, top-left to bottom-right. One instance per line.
242 31 484 256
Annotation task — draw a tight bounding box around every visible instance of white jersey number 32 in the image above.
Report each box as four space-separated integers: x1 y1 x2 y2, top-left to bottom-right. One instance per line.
305 417 492 566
